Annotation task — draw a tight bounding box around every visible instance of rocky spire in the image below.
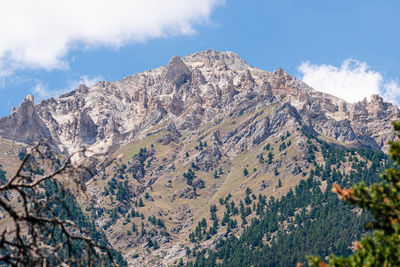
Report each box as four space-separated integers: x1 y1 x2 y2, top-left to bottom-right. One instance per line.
165 56 191 89
0 94 52 145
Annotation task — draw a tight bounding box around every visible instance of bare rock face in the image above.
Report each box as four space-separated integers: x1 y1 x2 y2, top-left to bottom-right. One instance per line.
322 119 356 142
165 56 191 90
126 148 155 180
270 103 302 133
0 95 52 145
157 122 181 145
0 50 398 156
194 146 222 172
78 109 98 145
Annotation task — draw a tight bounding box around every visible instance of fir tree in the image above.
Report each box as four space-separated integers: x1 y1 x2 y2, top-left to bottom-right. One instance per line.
214 170 219 179
138 197 144 207
243 168 249 177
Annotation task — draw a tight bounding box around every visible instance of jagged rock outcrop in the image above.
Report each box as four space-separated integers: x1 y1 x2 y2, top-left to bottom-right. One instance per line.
0 95 53 145
194 146 222 172
270 102 302 132
165 56 192 90
157 122 181 145
126 148 155 180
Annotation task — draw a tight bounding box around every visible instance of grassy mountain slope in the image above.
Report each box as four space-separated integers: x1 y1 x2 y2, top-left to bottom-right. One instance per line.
83 101 390 265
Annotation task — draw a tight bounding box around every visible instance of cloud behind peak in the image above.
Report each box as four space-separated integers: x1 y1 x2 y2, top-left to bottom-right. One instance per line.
298 59 400 105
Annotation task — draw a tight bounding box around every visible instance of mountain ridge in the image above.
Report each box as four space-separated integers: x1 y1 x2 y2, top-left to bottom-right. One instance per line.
0 49 397 155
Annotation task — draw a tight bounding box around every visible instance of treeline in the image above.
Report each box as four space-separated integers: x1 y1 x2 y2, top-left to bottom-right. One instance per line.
43 178 127 266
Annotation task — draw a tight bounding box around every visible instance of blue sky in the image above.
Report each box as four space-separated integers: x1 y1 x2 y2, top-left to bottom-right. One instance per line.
0 0 399 116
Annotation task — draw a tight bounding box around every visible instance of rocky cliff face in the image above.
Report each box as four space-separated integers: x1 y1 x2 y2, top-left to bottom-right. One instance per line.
1 50 398 155
0 95 53 146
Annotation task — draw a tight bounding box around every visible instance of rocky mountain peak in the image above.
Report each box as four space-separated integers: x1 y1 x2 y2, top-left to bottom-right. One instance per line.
0 50 398 156
19 94 35 116
272 68 285 76
371 94 384 103
267 68 299 99
24 94 34 103
0 94 52 145
183 49 249 71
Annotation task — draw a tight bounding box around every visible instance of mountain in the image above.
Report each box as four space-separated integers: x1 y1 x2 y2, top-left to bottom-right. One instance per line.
0 50 398 266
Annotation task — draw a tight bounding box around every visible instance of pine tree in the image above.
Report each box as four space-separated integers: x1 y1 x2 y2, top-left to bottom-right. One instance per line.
309 121 400 267
243 168 249 177
214 170 219 178
138 197 144 207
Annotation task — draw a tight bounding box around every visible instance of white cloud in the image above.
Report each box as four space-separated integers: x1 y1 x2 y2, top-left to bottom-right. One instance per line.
298 59 400 105
67 75 102 91
33 83 51 99
381 80 400 106
0 0 224 74
33 75 102 100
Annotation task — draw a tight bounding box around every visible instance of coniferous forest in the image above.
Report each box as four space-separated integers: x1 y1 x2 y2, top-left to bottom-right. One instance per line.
184 134 389 267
